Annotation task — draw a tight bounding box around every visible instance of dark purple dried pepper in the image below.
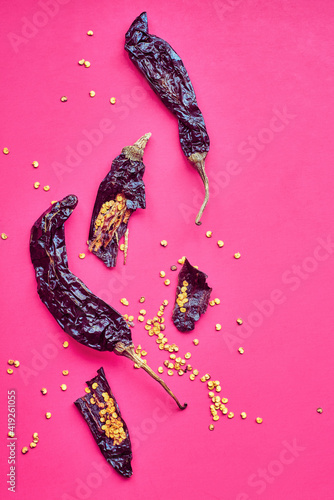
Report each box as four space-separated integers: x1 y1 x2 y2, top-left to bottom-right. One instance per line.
125 12 210 225
30 195 187 410
172 259 212 332
88 133 151 267
75 367 132 478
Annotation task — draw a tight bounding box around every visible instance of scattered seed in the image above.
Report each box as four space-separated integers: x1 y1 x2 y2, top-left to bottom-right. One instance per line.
110 97 116 104
178 370 184 376
60 96 67 102
84 61 91 67
14 360 20 367
60 384 67 391
217 240 224 247
193 339 199 346
215 386 221 392
178 256 186 264
85 387 91 393
209 300 215 307
92 383 98 389
32 161 39 168
209 424 214 431
236 318 243 325
185 352 191 359
8 360 14 365
221 398 228 404
33 432 39 439
317 408 323 414
206 231 212 238
21 447 28 454
238 347 245 354
8 431 15 438
43 185 50 191
162 299 168 306
63 341 69 348
79 253 85 259
41 388 47 395
215 324 222 331
164 279 170 286
3 147 9 154
167 370 173 376
34 182 40 189
45 412 52 419
7 369 13 375
214 298 220 305
241 412 247 419
139 297 145 303
78 59 85 65
256 417 263 424
158 367 164 374
30 442 37 448
1 233 8 240
62 370 69 376
138 315 145 322
87 30 93 36
119 243 125 251
234 252 241 259
193 369 199 376
227 412 234 419
160 271 166 277
170 265 177 271
89 90 96 97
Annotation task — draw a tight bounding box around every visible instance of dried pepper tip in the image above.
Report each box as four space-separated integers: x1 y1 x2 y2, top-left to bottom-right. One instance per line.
114 342 187 410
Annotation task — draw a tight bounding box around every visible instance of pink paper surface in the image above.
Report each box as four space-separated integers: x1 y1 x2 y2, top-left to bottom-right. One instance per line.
1 1 334 499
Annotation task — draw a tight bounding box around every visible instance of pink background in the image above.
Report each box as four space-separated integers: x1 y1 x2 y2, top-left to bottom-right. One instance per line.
1 1 334 499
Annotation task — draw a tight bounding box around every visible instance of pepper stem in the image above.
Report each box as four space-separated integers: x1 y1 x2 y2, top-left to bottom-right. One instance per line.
188 152 209 226
114 342 187 410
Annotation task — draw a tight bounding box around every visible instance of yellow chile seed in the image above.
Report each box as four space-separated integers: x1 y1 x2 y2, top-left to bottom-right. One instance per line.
217 240 224 247
78 59 85 65
206 231 212 238
62 370 69 376
45 412 52 419
186 364 192 371
213 415 219 421
1 233 8 240
215 324 222 331
34 182 40 189
178 370 184 376
317 408 323 414
92 383 98 389
215 386 222 392
87 30 93 36
238 347 245 354
60 384 67 391
160 240 168 247
193 369 199 376
209 300 215 306
241 412 247 419
41 388 47 395
205 374 211 380
222 398 228 404
32 161 39 168
178 256 186 264
189 374 195 381
208 391 215 398
236 318 243 325
30 442 37 448
8 360 14 365
200 377 206 382
128 315 134 321
139 309 146 315
167 370 174 376
84 61 91 67
159 271 166 277
185 352 191 359
90 398 95 404
180 307 186 313
164 279 170 286
7 368 13 374
139 297 145 303
63 341 69 348
110 97 116 104
214 298 220 305
8 431 15 438
60 96 67 102
3 147 9 154
22 447 28 454
84 387 91 393
158 367 164 374
234 252 241 259
256 417 263 424
43 185 50 192
222 408 228 414
163 299 168 306
138 315 145 322
170 354 176 360
79 253 85 259
209 424 214 431
228 412 234 419
89 90 96 97
141 350 147 356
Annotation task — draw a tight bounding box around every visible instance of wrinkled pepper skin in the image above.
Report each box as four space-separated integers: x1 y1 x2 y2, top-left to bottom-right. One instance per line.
75 367 133 478
88 133 151 268
125 12 210 225
172 259 212 332
30 195 133 351
30 196 187 410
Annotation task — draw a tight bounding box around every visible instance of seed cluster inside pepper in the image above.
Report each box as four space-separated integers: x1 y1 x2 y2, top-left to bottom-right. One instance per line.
90 389 127 446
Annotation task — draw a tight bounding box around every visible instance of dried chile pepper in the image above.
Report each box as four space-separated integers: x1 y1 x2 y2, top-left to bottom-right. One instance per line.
30 195 187 410
125 12 210 225
75 367 132 478
172 258 212 332
88 133 151 267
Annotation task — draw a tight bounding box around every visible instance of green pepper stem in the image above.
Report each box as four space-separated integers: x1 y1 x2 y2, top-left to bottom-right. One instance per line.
188 152 209 225
115 342 187 410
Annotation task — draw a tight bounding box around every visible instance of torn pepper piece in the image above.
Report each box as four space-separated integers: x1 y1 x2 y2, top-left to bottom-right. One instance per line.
88 133 151 267
30 195 187 410
125 12 210 225
172 259 212 332
75 367 132 478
